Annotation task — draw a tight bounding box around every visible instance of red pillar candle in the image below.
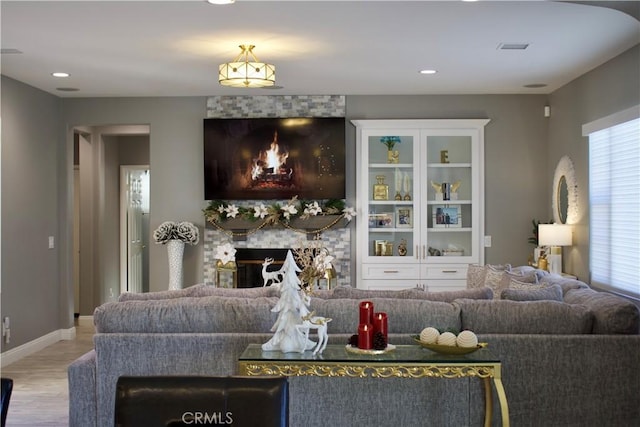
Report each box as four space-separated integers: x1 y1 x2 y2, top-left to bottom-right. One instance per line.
359 301 374 325
358 323 374 350
373 312 388 340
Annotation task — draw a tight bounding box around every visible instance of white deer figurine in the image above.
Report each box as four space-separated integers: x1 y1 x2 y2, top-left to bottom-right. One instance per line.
261 257 283 288
296 310 332 355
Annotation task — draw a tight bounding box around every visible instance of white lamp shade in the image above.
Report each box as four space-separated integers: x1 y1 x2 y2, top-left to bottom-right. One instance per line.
538 224 572 247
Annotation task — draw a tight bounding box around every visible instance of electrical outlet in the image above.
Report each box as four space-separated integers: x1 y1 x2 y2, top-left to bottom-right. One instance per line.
48 236 55 249
484 235 492 247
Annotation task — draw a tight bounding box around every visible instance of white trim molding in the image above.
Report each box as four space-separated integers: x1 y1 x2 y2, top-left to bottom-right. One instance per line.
0 327 77 368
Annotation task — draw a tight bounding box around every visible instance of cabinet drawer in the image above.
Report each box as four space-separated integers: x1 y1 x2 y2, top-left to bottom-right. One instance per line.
362 264 420 280
423 266 468 280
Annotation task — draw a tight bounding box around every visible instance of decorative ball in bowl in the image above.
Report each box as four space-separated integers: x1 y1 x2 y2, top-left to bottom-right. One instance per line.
412 328 486 355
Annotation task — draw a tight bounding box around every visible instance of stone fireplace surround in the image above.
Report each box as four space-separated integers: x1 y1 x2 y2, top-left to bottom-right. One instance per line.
204 225 350 287
203 95 351 287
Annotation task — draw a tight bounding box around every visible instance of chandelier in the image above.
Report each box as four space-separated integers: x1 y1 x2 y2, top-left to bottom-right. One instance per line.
218 45 275 88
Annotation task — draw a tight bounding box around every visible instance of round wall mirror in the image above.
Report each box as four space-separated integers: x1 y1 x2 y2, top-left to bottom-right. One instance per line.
552 156 578 224
557 175 569 223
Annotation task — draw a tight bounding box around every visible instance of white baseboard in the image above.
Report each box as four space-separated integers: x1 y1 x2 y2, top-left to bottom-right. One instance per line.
77 315 94 326
0 326 77 368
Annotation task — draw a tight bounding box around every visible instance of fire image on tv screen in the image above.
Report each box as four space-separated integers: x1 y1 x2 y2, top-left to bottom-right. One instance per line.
204 117 346 200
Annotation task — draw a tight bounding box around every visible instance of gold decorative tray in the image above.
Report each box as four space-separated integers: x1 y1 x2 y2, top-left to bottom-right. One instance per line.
411 336 486 355
345 344 396 355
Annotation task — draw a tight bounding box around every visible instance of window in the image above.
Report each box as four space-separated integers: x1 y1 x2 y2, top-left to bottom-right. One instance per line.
584 107 640 299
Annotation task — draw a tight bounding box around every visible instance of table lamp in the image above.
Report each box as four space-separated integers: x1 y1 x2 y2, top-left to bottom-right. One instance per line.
538 224 572 274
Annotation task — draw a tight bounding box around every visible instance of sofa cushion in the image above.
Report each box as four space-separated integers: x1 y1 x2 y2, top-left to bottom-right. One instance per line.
118 284 278 301
330 286 425 300
190 286 278 298
330 286 493 302
118 284 209 301
309 298 461 334
454 299 593 334
563 288 640 334
501 284 563 302
539 275 590 295
94 296 279 333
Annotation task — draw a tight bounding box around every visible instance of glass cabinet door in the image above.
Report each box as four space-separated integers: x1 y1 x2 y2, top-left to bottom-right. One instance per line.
422 131 477 262
362 130 420 263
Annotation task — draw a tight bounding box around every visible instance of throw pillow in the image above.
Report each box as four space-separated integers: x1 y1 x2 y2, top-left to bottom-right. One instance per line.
484 266 534 300
501 284 563 301
466 264 487 289
504 275 543 291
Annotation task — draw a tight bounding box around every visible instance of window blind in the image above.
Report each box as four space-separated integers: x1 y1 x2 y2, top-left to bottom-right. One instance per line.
588 117 640 298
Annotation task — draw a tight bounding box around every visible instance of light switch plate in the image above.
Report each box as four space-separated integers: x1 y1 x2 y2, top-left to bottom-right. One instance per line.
484 235 492 247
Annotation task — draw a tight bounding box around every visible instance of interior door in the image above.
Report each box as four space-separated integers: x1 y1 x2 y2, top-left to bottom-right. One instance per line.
121 167 149 293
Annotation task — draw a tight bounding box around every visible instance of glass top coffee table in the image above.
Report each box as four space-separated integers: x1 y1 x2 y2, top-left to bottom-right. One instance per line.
238 343 509 427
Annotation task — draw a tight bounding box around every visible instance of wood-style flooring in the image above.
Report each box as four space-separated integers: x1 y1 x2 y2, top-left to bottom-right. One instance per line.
1 318 95 426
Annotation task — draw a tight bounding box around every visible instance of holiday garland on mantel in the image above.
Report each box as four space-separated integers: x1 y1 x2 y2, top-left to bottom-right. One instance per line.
203 196 356 238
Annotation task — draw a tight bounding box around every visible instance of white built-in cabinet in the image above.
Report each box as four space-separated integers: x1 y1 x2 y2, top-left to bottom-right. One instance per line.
352 119 490 291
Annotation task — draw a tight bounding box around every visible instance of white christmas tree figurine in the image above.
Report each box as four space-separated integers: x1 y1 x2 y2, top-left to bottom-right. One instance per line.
262 250 316 353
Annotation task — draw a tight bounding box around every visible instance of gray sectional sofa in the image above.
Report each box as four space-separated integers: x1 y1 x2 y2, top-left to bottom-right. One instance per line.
68 271 640 427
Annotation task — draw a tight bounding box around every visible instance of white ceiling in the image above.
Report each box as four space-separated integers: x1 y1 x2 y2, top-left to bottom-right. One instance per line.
1 1 639 98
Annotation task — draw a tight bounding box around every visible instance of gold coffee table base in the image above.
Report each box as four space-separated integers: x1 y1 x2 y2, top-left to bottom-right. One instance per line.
238 344 509 427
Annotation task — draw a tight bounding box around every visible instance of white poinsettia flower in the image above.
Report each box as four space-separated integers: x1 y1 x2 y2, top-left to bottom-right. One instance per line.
281 204 298 219
342 207 357 221
225 204 240 218
253 203 269 219
215 243 236 265
313 250 335 274
304 201 322 216
217 205 226 214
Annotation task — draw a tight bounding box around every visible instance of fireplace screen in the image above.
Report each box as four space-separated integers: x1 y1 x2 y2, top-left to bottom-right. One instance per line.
235 248 289 288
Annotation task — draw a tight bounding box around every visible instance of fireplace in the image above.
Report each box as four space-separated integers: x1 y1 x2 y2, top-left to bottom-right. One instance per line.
204 225 351 288
235 248 289 288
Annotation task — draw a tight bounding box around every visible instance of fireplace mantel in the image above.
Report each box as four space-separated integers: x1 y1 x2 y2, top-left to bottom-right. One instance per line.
206 214 349 241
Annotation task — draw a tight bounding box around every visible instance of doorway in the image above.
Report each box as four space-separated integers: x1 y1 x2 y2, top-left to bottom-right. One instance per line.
73 126 150 315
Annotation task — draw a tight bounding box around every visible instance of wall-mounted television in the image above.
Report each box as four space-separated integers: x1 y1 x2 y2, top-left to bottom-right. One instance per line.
204 117 346 200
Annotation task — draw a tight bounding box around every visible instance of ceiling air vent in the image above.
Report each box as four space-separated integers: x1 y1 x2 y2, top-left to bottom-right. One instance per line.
497 43 529 50
1 48 23 55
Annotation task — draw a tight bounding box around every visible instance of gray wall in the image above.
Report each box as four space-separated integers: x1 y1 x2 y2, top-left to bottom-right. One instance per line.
548 44 640 282
1 76 63 351
60 98 207 297
1 44 638 350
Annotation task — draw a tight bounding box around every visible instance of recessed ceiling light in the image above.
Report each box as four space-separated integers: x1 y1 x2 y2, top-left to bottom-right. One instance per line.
207 0 235 4
52 72 70 78
420 69 437 75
